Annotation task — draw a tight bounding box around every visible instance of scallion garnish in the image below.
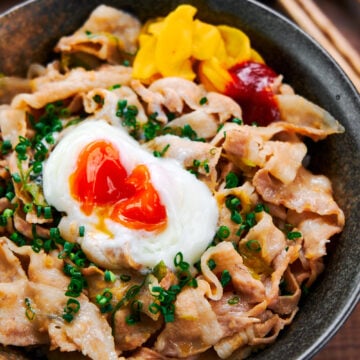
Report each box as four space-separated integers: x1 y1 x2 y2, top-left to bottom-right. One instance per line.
93 94 104 105
254 203 269 213
5 191 15 201
125 300 143 325
287 231 302 240
78 225 85 237
225 196 241 211
62 298 81 322
109 84 121 90
207 258 217 270
228 295 240 305
24 298 36 320
225 172 239 189
199 96 208 105
217 225 230 239
120 274 131 282
104 270 116 283
245 239 262 252
231 211 242 225
220 270 232 287
232 117 243 125
11 173 21 183
153 144 170 158
1 139 12 155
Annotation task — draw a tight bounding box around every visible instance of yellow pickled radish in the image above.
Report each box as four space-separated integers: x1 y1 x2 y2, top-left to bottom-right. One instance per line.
250 48 265 64
217 25 251 68
198 58 233 93
132 34 159 81
155 5 197 79
192 20 223 61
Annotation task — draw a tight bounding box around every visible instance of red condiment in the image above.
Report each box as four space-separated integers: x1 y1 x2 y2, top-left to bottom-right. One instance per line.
70 140 167 231
225 61 280 126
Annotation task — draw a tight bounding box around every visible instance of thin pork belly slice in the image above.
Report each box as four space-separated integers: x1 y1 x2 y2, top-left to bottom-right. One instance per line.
155 279 224 358
55 5 141 62
201 242 266 303
12 65 132 110
223 127 306 184
253 167 344 227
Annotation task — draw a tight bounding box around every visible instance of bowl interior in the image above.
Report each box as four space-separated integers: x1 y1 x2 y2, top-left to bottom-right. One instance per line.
1 0 360 359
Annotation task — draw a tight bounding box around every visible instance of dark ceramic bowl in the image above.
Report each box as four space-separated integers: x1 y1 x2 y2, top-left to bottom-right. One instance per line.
1 0 359 359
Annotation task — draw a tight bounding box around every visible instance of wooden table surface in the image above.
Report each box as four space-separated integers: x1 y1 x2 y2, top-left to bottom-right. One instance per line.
0 0 359 359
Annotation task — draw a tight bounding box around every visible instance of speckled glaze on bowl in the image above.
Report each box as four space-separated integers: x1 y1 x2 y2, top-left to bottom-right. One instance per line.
1 0 359 359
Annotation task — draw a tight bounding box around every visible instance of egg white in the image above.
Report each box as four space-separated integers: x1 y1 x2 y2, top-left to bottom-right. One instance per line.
43 120 219 271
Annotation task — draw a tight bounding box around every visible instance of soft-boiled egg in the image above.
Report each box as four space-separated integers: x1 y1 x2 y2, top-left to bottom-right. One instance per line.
43 120 218 271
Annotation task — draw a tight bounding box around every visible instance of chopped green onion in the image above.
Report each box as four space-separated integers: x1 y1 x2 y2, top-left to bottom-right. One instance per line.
12 172 21 182
78 225 85 237
228 296 240 305
10 232 26 246
93 94 104 105
287 231 302 240
217 225 230 239
153 260 167 282
199 96 208 105
0 216 7 227
245 212 256 228
148 302 161 314
104 270 116 283
207 259 217 270
188 278 198 288
225 196 241 211
32 238 44 253
109 84 121 90
116 99 127 117
5 191 15 201
96 289 113 306
203 160 210 173
43 206 52 219
64 298 80 315
120 274 131 282
62 313 74 322
32 161 43 174
225 172 239 189
45 133 55 144
3 208 14 218
153 144 170 158
24 298 36 320
245 239 262 252
125 300 143 325
1 139 12 155
232 117 243 125
220 270 232 287
231 211 242 224
254 203 269 213
65 277 85 297
217 123 225 133
23 203 33 214
174 252 183 267
62 298 80 322
15 143 28 156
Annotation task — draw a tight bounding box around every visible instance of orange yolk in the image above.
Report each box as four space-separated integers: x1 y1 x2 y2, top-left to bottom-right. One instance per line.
69 140 167 232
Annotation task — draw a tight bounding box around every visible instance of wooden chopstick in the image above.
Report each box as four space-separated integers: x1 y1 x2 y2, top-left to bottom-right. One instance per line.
277 0 360 92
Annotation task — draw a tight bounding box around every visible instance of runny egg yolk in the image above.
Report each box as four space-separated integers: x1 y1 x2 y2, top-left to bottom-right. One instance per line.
69 140 167 232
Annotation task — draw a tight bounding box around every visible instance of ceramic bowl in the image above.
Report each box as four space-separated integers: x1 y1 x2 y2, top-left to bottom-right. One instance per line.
0 0 359 359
